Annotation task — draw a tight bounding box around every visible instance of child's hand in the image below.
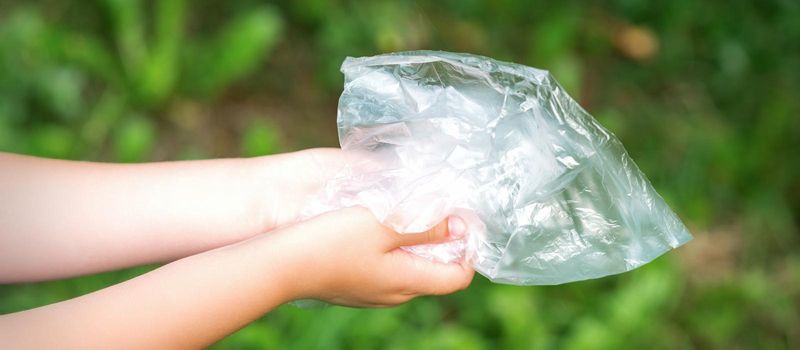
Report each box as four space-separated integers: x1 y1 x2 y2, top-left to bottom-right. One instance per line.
256 148 347 230
0 151 475 348
266 207 474 307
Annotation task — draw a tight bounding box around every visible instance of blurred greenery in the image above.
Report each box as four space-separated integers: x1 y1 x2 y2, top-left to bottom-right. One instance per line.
1 0 798 349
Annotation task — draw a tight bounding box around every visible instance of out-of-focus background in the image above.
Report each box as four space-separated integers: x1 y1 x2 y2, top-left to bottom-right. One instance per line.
1 0 798 348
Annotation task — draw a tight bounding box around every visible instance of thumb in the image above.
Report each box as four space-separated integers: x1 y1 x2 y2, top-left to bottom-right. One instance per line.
391 216 467 248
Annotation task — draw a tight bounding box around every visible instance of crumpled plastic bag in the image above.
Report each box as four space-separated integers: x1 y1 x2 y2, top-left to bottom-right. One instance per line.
302 50 692 285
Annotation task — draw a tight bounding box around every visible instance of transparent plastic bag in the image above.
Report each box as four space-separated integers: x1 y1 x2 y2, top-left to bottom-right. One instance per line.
303 51 692 285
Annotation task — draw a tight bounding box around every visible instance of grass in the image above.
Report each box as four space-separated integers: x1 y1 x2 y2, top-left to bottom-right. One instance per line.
1 1 798 348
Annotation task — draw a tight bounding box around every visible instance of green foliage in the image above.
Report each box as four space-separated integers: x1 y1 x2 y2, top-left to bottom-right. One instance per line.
1 0 799 349
183 6 283 96
114 115 157 162
0 1 284 160
98 0 283 106
102 0 186 106
241 119 281 157
28 124 78 159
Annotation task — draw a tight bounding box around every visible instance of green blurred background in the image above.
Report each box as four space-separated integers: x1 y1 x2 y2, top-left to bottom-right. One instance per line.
1 0 798 348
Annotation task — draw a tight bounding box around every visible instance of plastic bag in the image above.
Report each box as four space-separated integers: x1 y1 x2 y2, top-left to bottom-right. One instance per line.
303 51 692 285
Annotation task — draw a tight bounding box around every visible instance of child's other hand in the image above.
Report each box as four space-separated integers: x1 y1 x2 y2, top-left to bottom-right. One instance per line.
268 207 474 307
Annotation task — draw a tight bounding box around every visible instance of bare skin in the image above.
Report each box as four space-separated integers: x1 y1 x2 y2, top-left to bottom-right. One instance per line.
0 150 473 348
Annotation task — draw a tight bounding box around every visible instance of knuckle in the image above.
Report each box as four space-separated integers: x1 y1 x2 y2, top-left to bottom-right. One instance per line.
458 272 474 290
457 277 472 291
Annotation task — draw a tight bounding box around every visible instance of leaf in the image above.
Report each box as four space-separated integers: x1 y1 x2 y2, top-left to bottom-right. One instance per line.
113 115 156 162
528 6 582 66
27 124 77 159
0 119 22 153
241 119 280 157
35 67 85 120
102 0 148 82
80 91 128 151
182 6 283 97
138 0 185 106
103 0 186 107
58 31 124 89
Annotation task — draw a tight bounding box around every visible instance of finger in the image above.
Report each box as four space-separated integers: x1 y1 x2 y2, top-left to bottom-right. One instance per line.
390 216 467 248
391 251 475 295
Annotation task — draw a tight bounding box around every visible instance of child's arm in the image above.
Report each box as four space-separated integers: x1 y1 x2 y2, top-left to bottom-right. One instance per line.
0 208 473 349
0 149 343 283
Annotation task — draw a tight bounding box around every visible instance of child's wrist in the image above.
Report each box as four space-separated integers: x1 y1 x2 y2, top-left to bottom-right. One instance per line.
250 229 316 304
243 155 283 232
245 149 337 232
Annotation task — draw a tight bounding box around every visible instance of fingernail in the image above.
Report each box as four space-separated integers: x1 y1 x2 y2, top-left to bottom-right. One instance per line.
448 216 467 239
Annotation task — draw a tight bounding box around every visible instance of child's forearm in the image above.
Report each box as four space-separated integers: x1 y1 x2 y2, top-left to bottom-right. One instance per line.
0 229 299 349
0 205 473 348
0 151 327 283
